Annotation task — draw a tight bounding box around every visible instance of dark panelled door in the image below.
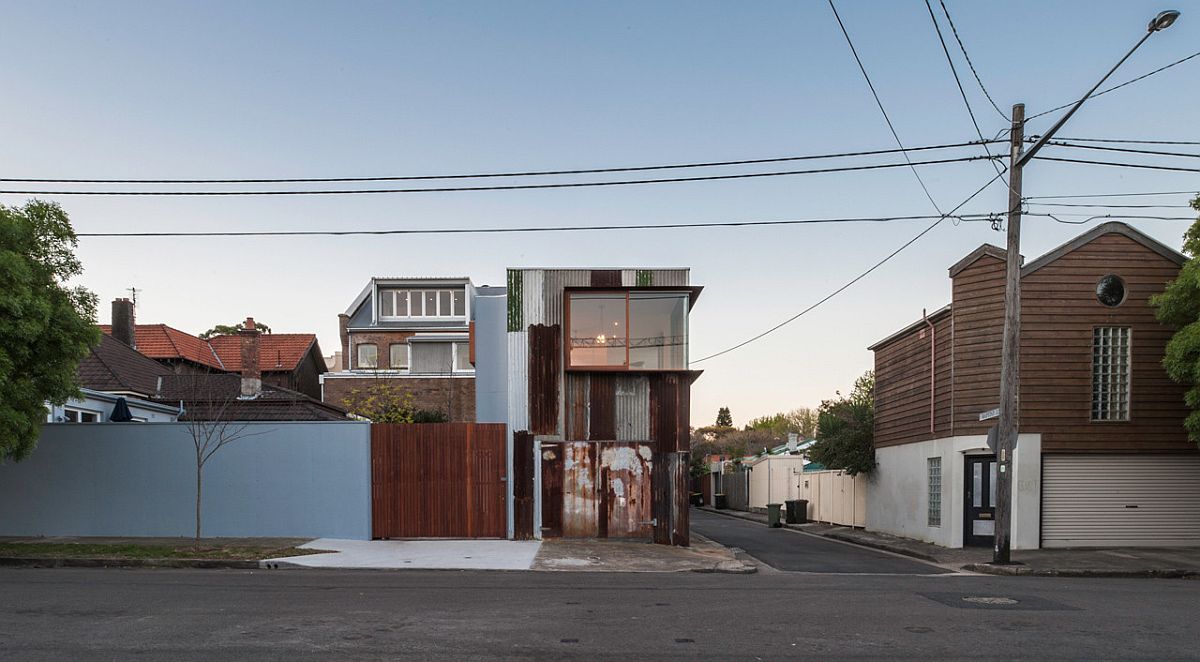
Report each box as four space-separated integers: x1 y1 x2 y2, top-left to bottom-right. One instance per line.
963 455 997 547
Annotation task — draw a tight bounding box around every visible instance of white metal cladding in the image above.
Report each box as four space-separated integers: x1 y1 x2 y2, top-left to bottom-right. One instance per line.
521 269 545 327
621 270 637 287
614 375 650 441
1042 454 1200 548
507 330 529 433
649 269 690 287
541 269 591 328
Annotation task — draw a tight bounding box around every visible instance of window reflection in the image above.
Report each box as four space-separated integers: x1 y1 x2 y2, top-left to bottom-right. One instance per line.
567 291 690 370
569 293 627 367
629 292 688 369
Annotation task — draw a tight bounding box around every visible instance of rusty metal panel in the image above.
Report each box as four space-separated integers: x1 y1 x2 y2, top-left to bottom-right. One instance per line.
588 374 616 441
614 375 649 441
371 423 507 539
649 373 690 452
590 269 622 287
565 373 590 440
601 443 654 539
541 269 591 328
527 324 561 435
521 269 545 327
507 330 528 433
561 442 598 537
539 442 564 537
512 430 536 540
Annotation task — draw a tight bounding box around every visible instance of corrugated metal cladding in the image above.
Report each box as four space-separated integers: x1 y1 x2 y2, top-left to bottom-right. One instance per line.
540 270 591 327
521 269 545 328
565 373 590 441
506 330 529 433
527 325 561 436
614 375 650 441
1042 454 1200 548
563 373 649 442
506 269 523 332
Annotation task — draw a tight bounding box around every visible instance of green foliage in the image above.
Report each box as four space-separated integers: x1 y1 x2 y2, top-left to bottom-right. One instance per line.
412 408 449 423
715 406 733 428
0 201 98 462
199 321 271 340
807 371 876 475
342 383 418 423
745 407 819 439
1152 195 1200 445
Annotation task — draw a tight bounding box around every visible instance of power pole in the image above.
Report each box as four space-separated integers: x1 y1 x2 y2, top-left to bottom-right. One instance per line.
994 103 1024 564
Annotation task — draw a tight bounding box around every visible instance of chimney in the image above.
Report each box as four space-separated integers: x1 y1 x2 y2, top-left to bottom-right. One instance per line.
111 298 136 348
338 313 351 371
239 317 262 398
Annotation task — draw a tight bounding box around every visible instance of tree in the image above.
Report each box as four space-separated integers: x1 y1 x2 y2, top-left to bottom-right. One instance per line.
0 201 99 462
807 371 876 475
745 407 819 439
200 321 271 340
1152 194 1200 445
715 406 733 428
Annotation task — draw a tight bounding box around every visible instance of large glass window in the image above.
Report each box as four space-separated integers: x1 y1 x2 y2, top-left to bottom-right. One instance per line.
454 342 472 371
378 288 465 319
567 290 689 370
1092 326 1131 421
389 343 408 370
356 343 378 369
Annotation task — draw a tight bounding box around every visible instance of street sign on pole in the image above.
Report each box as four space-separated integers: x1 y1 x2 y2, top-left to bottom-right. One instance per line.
979 407 1000 422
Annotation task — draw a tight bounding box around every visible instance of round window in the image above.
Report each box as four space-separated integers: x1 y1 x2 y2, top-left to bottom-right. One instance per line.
1096 275 1126 307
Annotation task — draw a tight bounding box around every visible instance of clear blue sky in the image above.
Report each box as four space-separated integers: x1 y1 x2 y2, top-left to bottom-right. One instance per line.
3 1 1197 426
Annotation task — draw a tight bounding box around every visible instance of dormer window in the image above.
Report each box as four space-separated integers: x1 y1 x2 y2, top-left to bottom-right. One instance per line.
566 290 689 370
379 288 466 319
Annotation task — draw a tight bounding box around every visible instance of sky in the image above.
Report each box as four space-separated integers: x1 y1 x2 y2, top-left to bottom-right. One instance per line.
3 1 1198 427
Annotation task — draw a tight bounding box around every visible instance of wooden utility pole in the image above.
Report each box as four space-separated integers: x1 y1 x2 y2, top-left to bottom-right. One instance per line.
994 103 1024 565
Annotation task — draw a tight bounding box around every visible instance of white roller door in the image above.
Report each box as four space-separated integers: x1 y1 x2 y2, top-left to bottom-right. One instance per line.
1042 454 1200 548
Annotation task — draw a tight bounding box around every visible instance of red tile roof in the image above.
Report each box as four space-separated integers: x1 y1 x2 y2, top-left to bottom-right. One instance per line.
99 324 224 370
99 324 318 374
208 334 318 373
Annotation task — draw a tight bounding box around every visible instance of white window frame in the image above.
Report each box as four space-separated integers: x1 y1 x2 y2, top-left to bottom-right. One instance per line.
356 343 379 370
389 342 410 371
452 341 473 373
64 407 101 423
378 287 468 321
927 457 942 527
1092 326 1132 422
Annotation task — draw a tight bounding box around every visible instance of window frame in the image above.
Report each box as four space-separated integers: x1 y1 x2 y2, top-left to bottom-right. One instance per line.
356 343 379 370
389 342 410 371
64 407 101 423
1091 326 1132 423
563 288 690 372
927 457 942 527
452 341 473 373
378 287 468 321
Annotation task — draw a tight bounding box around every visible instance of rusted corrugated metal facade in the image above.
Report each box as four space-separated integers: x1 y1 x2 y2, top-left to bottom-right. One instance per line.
507 268 699 545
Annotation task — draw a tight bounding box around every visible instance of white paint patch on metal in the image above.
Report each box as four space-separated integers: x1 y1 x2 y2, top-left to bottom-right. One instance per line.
601 446 647 476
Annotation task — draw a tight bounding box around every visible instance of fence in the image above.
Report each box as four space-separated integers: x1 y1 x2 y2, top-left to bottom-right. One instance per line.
721 468 749 511
796 469 867 527
0 422 372 539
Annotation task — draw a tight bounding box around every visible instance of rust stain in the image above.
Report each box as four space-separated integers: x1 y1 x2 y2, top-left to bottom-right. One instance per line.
561 442 598 537
527 324 561 436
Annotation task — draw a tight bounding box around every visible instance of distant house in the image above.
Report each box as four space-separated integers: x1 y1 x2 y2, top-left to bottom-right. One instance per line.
101 298 327 399
869 222 1199 549
321 277 478 421
47 333 180 423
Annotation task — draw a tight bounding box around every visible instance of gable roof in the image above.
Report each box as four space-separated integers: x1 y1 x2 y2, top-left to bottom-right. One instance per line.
77 334 174 398
1021 221 1186 276
153 374 349 422
207 333 323 373
947 244 1014 277
98 324 225 370
866 304 952 351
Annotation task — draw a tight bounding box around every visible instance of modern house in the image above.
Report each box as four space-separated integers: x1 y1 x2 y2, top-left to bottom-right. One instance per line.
494 268 701 545
322 277 478 421
101 298 328 399
868 222 1199 549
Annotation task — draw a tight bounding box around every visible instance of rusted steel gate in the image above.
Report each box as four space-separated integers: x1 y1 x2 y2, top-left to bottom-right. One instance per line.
371 423 506 539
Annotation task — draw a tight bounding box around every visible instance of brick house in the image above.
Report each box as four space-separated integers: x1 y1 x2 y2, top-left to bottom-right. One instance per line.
868 222 1199 549
320 277 478 421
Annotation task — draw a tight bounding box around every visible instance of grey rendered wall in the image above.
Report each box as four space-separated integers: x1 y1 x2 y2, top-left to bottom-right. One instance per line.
0 422 371 539
474 292 509 424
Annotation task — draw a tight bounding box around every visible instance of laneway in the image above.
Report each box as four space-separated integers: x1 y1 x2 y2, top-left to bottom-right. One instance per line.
691 508 951 574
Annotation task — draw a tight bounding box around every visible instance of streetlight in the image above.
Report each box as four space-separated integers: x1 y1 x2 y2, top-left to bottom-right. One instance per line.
992 10 1181 566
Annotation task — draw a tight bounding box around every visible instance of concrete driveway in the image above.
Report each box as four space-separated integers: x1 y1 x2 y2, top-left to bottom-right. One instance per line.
268 539 542 570
690 509 952 574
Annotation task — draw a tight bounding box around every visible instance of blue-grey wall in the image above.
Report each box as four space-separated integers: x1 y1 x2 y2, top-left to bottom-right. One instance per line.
0 422 372 539
474 291 509 424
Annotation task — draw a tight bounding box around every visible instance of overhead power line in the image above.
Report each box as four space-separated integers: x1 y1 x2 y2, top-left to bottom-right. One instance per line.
76 212 1000 238
1024 190 1197 200
1043 141 1200 160
690 170 1008 364
938 0 1009 122
828 0 945 215
0 154 999 196
1031 212 1195 225
1026 201 1191 209
923 0 1007 181
1026 49 1200 121
1048 137 1200 146
0 140 1000 185
1035 156 1200 174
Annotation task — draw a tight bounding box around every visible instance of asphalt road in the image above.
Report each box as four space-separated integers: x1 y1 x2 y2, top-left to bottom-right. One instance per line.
691 509 949 574
3 567 1200 660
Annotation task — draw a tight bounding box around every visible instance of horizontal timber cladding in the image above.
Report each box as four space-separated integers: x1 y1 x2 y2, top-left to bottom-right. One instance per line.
950 254 1005 436
873 310 952 448
1042 454 1200 548
512 431 536 540
527 324 561 436
371 423 506 539
1019 233 1190 452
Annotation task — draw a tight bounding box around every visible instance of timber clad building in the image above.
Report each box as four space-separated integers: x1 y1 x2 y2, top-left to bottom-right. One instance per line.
503 268 700 545
869 222 1200 549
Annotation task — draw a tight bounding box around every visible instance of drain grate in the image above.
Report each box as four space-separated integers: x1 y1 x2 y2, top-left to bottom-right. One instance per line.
919 592 1077 611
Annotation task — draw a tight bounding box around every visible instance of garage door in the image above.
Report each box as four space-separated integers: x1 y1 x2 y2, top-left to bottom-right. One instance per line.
1042 455 1200 548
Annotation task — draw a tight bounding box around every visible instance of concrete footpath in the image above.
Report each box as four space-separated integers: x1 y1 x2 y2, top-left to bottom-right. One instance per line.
698 507 1200 578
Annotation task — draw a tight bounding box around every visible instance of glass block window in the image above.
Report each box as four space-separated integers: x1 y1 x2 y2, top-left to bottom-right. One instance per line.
1092 327 1131 421
927 457 942 527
